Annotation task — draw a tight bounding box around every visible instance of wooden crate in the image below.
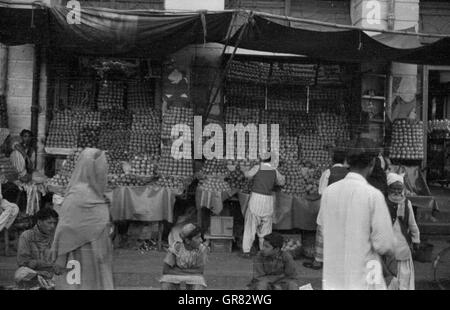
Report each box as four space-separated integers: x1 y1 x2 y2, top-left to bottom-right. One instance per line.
205 234 233 253
210 216 233 237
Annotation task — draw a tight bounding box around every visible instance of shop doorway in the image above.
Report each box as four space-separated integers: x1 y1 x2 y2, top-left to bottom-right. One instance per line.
424 66 450 185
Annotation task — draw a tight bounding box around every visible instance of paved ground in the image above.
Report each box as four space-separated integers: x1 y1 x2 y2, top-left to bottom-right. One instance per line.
1 186 449 290
1 236 449 290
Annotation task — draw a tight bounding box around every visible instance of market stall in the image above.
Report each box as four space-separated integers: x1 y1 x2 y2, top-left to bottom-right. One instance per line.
43 56 194 249
216 57 358 231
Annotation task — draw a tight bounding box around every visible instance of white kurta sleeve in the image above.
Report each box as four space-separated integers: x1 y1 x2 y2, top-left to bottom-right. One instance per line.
317 189 327 227
370 191 395 256
318 169 330 195
407 200 420 244
244 165 260 179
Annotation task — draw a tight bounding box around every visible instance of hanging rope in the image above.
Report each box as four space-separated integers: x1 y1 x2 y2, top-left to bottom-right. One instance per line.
358 30 363 51
200 11 207 46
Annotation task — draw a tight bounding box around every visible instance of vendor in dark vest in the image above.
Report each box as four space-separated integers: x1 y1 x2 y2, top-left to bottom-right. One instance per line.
304 147 349 270
240 152 285 259
317 148 349 195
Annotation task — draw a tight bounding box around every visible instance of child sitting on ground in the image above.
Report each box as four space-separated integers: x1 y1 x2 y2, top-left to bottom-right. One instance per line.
248 232 298 290
160 223 209 290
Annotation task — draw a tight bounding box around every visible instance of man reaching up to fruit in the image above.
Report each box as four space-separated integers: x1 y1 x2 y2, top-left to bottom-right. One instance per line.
240 152 285 258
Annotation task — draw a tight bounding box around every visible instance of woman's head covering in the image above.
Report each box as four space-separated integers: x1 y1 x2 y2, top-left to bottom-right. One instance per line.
66 148 108 197
387 172 404 186
52 148 110 257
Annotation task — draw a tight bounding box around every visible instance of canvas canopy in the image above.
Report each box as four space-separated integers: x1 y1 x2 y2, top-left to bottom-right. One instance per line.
1 4 450 64
228 13 450 65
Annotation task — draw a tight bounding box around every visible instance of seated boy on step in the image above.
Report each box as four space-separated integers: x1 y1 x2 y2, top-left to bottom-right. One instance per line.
248 232 298 290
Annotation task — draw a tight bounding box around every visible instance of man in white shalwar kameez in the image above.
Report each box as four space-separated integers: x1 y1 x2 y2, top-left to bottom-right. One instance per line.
317 139 395 290
240 153 285 258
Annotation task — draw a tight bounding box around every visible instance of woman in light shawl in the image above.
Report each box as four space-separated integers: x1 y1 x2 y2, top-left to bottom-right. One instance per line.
51 148 114 290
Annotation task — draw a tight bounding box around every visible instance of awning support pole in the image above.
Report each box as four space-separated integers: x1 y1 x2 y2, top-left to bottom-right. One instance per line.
31 44 41 138
422 65 429 174
203 11 238 116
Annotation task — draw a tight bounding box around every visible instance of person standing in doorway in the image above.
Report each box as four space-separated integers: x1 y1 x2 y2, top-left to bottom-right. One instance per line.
317 138 395 289
304 148 349 270
240 153 285 259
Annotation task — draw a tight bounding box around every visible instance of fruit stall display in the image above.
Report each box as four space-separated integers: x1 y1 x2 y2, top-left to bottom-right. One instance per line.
98 129 130 153
161 106 194 140
105 151 127 175
260 110 290 135
68 79 95 110
225 79 265 108
155 175 186 191
129 133 160 155
280 136 299 160
96 80 125 110
198 177 232 193
269 63 316 84
129 109 161 155
47 174 71 189
227 61 270 84
46 129 79 148
226 95 265 109
299 135 334 168
286 113 316 136
100 110 132 130
267 98 306 112
47 111 101 148
131 110 160 132
226 82 265 100
316 65 344 85
77 126 101 148
129 155 158 176
200 159 229 177
157 146 193 178
226 165 245 188
225 107 260 125
127 79 154 111
46 149 83 189
108 173 150 189
389 119 424 160
429 119 450 133
278 159 321 196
